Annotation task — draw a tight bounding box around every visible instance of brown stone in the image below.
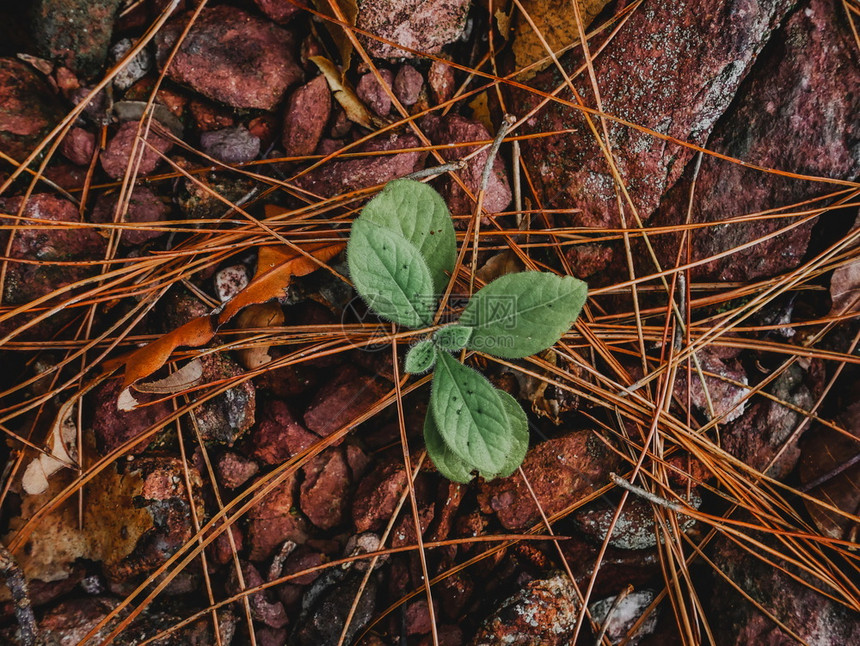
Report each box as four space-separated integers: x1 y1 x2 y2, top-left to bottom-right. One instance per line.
352 460 407 532
100 120 173 179
510 0 798 277
296 132 427 197
0 194 107 305
282 75 331 158
299 448 351 530
356 69 393 117
91 186 169 246
60 127 96 166
251 399 318 465
652 0 860 282
303 366 389 438
422 114 512 215
155 6 302 110
246 474 309 562
478 431 618 530
0 58 64 161
356 0 471 59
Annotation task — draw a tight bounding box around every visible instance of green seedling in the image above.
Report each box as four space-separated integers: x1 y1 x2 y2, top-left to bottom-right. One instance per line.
347 178 587 482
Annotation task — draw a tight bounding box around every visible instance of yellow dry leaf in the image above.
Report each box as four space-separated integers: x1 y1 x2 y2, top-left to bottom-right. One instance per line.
311 0 359 70
512 0 611 78
310 55 375 130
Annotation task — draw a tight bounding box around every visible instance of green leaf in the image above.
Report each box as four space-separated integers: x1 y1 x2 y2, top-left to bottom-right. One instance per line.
423 410 474 483
492 390 529 478
430 350 512 474
347 219 435 327
405 339 436 373
433 324 473 352
460 272 587 359
359 179 456 293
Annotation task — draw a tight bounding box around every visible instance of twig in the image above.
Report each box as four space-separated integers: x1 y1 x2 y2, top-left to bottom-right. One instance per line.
609 473 684 513
0 542 37 646
593 584 634 646
404 160 467 181
479 113 517 195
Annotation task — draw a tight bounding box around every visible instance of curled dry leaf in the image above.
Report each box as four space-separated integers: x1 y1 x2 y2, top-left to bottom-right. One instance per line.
799 399 860 541
512 0 611 79
309 55 376 130
106 241 345 405
235 303 286 370
310 0 359 70
22 398 79 496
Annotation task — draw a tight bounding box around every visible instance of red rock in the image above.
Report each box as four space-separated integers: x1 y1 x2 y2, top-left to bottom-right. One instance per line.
228 561 289 629
200 126 261 164
215 451 259 489
300 448 351 529
428 59 456 105
254 0 303 24
356 69 394 116
251 399 318 465
209 523 244 565
422 114 512 215
405 599 433 636
187 97 235 131
329 108 352 138
303 366 390 438
31 0 123 77
248 114 279 150
356 0 471 59
393 64 424 106
42 164 87 191
91 186 169 246
282 75 331 158
246 474 309 562
124 77 188 117
710 536 860 645
104 456 203 583
418 625 463 646
0 58 64 161
155 6 302 110
478 431 618 530
722 364 813 479
471 574 580 645
59 126 96 165
345 444 371 480
352 459 407 532
573 491 700 550
296 132 426 197
674 349 750 423
652 0 860 282
510 0 797 277
100 120 173 179
391 473 435 547
0 193 107 305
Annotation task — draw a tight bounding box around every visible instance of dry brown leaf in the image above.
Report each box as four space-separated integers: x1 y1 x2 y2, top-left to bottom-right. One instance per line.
799 400 860 541
476 250 525 283
21 398 79 496
112 316 216 390
235 303 286 370
133 358 205 394
311 0 359 70
217 241 345 324
310 55 375 129
512 0 611 78
108 241 344 401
